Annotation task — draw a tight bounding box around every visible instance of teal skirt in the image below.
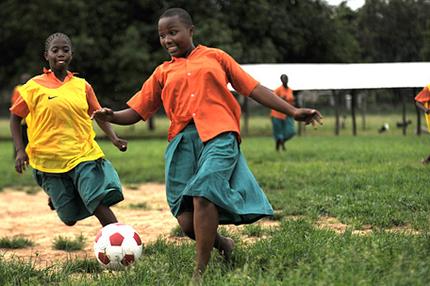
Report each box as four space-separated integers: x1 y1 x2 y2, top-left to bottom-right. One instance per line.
34 159 123 223
271 116 296 141
165 123 273 225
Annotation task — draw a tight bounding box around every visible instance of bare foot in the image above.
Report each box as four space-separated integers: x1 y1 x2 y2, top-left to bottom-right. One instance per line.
219 237 235 262
190 269 203 286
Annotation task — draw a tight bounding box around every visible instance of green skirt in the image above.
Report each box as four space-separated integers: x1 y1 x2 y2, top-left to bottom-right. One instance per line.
271 116 296 141
165 123 273 225
34 159 123 223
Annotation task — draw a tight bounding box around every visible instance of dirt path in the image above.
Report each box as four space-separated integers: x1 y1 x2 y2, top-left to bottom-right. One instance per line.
0 183 178 267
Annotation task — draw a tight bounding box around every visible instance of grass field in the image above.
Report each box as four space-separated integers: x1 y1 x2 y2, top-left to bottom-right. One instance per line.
1 115 430 285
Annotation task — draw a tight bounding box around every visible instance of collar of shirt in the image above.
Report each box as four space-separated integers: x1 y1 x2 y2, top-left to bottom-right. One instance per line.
170 45 202 62
35 68 76 88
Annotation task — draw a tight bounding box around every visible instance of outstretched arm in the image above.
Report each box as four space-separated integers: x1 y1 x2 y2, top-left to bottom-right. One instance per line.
95 119 128 152
92 108 142 125
10 113 29 173
249 84 322 126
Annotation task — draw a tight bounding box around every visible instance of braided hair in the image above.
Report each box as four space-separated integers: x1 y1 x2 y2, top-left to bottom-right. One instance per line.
44 33 72 53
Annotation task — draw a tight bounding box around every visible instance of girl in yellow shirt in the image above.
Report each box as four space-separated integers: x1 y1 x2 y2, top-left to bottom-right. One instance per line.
10 33 127 227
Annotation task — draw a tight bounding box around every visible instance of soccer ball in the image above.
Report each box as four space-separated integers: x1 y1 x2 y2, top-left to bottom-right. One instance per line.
94 223 143 270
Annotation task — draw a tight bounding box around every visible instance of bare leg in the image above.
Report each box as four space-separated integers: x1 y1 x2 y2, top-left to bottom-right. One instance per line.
177 211 234 261
193 197 218 276
94 204 118 227
276 140 281 151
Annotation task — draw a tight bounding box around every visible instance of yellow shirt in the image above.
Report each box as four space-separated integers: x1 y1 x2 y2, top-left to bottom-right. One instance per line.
15 71 104 172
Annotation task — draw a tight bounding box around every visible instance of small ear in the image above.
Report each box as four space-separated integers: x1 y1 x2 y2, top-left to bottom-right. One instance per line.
44 51 48 61
189 25 194 36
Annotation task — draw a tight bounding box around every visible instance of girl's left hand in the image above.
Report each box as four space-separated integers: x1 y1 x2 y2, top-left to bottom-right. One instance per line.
112 137 128 152
293 108 323 127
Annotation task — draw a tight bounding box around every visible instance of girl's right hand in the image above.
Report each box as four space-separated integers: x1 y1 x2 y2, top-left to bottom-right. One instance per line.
91 108 114 122
293 108 323 127
15 149 29 173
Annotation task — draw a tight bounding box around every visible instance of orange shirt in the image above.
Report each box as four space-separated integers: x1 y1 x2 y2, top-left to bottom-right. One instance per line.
11 86 21 107
127 45 259 142
10 68 101 118
415 85 430 104
271 86 294 120
415 84 430 132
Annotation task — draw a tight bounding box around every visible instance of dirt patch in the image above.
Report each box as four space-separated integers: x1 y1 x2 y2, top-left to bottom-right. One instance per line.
1 186 420 269
0 184 280 268
0 183 177 267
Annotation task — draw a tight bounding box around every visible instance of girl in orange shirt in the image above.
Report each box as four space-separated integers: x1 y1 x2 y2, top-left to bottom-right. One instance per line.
271 74 296 151
10 33 127 227
93 8 322 279
415 84 430 164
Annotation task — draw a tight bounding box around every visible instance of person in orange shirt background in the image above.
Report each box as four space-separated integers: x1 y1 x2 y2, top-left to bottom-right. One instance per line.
10 33 127 227
10 73 31 158
415 84 430 164
271 74 296 151
92 8 322 279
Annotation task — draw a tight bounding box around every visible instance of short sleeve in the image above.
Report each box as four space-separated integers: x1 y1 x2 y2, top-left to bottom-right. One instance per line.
11 87 20 106
218 50 259 96
127 67 163 120
9 90 29 118
85 82 102 115
415 86 430 103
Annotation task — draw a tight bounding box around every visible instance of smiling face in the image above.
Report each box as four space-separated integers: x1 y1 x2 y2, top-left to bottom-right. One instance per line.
44 37 72 72
158 15 194 58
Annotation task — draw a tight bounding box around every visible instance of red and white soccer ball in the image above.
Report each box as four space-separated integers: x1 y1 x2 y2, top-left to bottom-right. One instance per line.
94 223 143 270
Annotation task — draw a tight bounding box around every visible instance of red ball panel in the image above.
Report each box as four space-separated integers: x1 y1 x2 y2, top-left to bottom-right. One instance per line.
133 232 142 246
121 254 135 266
98 252 110 264
109 233 125 246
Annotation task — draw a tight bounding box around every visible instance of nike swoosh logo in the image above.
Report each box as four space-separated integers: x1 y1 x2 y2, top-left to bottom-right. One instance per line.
48 96 58 100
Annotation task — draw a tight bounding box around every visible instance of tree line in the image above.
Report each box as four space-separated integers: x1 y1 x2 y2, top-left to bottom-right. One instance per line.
1 0 430 109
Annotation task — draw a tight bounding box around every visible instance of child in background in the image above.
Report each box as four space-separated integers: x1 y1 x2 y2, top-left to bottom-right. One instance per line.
10 33 127 227
10 73 31 158
271 74 296 151
92 8 322 278
415 84 430 164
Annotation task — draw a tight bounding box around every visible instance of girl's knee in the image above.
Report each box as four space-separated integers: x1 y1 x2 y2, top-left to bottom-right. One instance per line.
63 220 77 226
177 212 194 237
193 196 211 208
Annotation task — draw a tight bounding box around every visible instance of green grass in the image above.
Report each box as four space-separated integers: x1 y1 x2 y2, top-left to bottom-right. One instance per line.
0 236 34 249
52 234 86 252
241 224 266 237
1 114 430 284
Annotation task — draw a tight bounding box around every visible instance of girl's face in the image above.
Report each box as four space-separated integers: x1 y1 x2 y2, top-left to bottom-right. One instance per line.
44 37 72 71
158 15 194 58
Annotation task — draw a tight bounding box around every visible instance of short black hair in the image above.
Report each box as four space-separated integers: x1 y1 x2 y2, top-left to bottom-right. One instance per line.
159 8 193 27
45 33 72 53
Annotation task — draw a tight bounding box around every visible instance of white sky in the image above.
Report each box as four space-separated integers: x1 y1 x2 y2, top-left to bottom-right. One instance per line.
325 0 365 10
241 62 430 90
